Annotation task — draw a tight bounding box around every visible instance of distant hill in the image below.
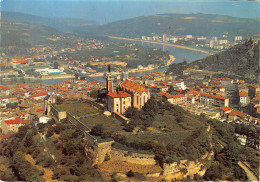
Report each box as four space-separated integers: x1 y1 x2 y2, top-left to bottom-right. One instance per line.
0 21 62 49
1 11 98 33
168 38 260 83
89 13 260 38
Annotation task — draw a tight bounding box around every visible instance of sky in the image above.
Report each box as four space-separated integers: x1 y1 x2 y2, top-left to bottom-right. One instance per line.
1 0 258 1
1 0 259 23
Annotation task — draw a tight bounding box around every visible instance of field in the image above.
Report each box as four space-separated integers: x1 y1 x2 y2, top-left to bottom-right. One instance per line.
54 100 124 134
54 100 99 116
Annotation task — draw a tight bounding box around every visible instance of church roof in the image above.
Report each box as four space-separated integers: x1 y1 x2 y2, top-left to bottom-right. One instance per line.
120 80 148 94
108 91 131 98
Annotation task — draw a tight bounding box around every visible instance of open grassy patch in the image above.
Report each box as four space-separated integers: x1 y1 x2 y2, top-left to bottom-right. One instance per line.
98 159 162 174
54 100 99 116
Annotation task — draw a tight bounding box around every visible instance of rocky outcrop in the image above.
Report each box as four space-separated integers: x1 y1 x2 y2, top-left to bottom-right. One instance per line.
163 151 214 180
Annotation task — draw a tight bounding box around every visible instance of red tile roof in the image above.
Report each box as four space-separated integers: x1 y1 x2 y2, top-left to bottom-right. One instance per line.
200 93 228 100
158 92 170 96
13 60 30 64
211 80 221 84
161 80 172 86
121 80 148 94
31 92 47 98
1 87 10 91
174 89 183 92
239 91 248 97
188 89 200 95
174 80 184 83
248 84 259 89
229 110 246 117
17 112 27 116
221 107 232 112
108 91 131 98
36 108 44 112
5 117 22 124
162 93 185 99
0 133 14 141
172 94 185 99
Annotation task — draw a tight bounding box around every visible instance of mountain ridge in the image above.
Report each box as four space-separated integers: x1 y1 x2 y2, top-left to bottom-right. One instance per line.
1 11 99 33
86 13 260 38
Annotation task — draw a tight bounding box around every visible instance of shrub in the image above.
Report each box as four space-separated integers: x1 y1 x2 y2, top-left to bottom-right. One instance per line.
126 170 135 178
104 153 110 161
46 127 54 137
90 124 104 136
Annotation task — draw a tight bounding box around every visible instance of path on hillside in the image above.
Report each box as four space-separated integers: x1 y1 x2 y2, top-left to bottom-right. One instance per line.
25 154 57 182
238 161 258 181
108 36 213 56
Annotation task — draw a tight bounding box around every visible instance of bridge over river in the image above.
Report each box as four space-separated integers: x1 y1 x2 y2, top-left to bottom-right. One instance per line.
74 71 102 83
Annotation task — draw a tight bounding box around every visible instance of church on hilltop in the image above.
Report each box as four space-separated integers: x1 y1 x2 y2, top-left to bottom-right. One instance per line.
105 65 150 114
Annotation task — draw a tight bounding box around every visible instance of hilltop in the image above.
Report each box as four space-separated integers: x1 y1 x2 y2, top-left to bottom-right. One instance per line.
1 11 98 33
1 98 258 181
87 13 260 38
168 38 260 83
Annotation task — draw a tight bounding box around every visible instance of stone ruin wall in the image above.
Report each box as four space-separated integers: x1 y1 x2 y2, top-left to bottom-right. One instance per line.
109 147 156 165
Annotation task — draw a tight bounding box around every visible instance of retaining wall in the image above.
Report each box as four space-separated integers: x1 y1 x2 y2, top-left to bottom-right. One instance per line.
110 147 156 165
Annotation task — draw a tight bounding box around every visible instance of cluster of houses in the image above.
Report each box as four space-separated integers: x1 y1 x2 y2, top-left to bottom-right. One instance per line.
0 80 106 141
104 69 259 126
0 67 259 141
0 37 105 79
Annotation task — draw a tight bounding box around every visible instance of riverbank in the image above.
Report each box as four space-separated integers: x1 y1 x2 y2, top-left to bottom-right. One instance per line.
41 74 74 80
108 36 213 56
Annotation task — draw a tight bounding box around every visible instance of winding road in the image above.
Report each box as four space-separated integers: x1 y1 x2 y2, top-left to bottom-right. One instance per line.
238 161 259 181
108 36 213 56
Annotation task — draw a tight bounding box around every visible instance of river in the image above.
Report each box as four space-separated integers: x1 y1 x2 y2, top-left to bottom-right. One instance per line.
42 40 208 84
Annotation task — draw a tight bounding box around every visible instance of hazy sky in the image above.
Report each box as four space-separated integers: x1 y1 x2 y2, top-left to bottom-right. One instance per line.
3 0 256 1
2 0 259 23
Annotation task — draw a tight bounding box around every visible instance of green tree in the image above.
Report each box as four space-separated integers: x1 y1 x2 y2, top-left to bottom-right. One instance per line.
143 95 159 118
167 85 174 94
54 62 59 69
90 124 104 136
89 90 99 99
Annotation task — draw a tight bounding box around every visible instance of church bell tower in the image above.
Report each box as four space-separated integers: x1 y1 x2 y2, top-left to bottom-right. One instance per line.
104 65 114 94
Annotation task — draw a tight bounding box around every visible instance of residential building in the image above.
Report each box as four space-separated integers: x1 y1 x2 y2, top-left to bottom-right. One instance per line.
161 93 186 105
218 40 228 44
200 93 229 107
246 98 260 118
31 92 48 100
1 117 31 134
174 80 186 90
228 110 247 121
163 34 167 42
234 36 243 41
239 91 249 105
